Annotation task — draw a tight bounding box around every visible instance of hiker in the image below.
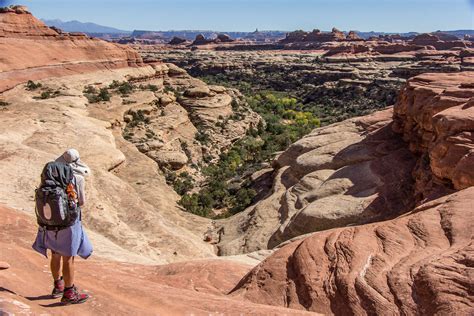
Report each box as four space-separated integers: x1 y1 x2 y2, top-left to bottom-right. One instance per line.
32 149 93 305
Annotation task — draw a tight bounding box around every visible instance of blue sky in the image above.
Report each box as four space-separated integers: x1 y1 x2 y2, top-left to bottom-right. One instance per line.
2 0 473 32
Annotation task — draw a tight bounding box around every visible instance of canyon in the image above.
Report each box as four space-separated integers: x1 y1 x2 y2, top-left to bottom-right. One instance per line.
0 6 473 315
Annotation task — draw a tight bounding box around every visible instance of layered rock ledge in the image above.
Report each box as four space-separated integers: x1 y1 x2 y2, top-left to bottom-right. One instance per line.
0 7 143 92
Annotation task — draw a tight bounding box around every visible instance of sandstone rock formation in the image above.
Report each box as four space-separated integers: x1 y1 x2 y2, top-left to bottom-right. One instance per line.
411 33 469 50
217 33 235 43
232 187 474 315
191 33 212 45
0 6 143 92
346 30 363 41
214 72 473 259
190 33 235 46
0 65 217 263
0 205 313 315
168 36 187 45
227 72 474 315
215 108 416 254
281 28 345 44
393 72 474 194
120 63 260 186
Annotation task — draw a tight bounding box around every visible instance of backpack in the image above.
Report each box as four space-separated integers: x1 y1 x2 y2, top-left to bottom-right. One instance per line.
35 161 79 230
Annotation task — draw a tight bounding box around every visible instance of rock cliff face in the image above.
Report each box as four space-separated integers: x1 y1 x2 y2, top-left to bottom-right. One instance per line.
0 7 143 92
228 72 474 314
393 72 474 194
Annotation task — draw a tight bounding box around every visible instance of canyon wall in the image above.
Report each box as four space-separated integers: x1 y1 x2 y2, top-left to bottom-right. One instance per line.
230 72 474 314
0 7 143 92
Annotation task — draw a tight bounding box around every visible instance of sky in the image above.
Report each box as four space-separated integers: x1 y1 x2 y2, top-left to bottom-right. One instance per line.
1 0 473 32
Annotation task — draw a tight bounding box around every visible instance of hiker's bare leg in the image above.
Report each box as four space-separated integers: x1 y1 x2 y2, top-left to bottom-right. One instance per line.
62 256 75 287
50 252 62 280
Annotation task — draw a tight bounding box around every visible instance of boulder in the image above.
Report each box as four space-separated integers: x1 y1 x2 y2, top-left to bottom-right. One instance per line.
184 86 212 98
146 151 188 170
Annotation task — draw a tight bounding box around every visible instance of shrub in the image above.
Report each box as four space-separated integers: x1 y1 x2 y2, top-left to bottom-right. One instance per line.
26 80 42 91
231 99 239 110
97 88 110 101
117 82 134 95
144 84 159 92
33 89 60 100
84 86 110 103
173 172 194 195
195 131 210 145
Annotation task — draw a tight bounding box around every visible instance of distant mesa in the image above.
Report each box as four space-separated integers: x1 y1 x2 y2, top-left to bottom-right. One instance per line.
281 27 351 43
191 33 235 46
168 36 187 45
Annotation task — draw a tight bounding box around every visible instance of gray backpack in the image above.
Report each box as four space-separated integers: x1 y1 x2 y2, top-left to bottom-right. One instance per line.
35 161 79 230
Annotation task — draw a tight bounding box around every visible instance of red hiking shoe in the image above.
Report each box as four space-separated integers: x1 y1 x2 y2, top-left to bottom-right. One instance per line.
51 277 65 298
61 286 89 305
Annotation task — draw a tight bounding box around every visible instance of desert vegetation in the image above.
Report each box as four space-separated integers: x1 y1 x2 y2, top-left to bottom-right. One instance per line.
178 93 320 218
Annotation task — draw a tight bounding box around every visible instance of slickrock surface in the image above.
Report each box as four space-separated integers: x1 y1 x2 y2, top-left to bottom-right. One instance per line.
0 205 315 315
228 72 474 315
0 59 263 263
0 7 143 92
231 187 474 315
0 7 260 262
1 7 472 315
216 108 419 254
215 72 474 257
0 66 216 263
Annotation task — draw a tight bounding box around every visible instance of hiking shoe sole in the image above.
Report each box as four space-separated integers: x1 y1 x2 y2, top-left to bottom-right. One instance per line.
61 297 88 305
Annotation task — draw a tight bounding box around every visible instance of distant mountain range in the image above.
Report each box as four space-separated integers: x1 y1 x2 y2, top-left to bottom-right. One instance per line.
41 19 473 40
42 19 131 35
355 30 474 39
